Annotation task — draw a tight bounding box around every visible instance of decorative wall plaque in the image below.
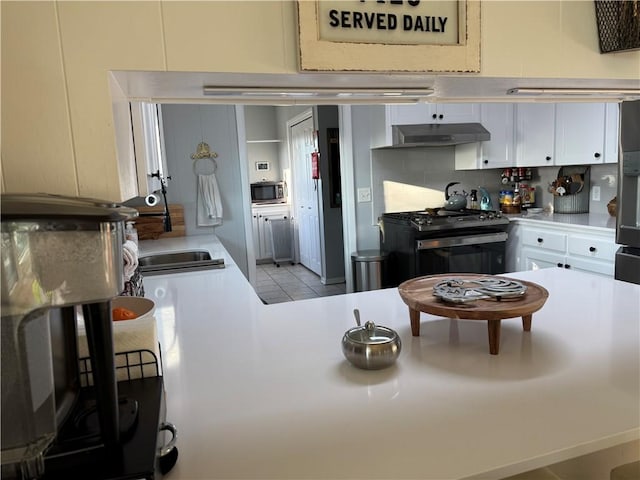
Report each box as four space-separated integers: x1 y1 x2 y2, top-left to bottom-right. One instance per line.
297 0 480 72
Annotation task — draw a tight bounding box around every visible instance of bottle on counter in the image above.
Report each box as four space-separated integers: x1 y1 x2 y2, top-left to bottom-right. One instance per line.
469 189 479 210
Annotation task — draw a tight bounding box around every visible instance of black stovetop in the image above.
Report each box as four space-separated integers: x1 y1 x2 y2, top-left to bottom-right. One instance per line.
382 209 509 232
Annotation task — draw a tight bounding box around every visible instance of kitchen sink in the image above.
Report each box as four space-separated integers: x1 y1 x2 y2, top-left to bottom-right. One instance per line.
139 250 225 276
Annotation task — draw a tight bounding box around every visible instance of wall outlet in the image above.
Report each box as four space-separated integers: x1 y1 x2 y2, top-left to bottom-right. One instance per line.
357 187 371 203
592 185 601 202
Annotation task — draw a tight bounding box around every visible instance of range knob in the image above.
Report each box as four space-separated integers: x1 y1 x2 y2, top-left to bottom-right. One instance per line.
487 212 495 219
479 213 486 220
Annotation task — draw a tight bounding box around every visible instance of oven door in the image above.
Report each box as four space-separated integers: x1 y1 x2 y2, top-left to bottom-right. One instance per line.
415 232 507 276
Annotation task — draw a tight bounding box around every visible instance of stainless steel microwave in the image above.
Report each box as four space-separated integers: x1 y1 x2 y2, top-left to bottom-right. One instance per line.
250 181 286 204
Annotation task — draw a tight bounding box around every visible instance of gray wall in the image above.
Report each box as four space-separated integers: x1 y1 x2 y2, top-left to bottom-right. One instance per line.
245 106 281 184
161 104 249 277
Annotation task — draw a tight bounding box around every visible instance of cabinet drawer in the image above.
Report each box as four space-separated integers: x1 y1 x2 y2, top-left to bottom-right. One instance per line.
567 256 614 277
522 229 566 252
568 235 616 261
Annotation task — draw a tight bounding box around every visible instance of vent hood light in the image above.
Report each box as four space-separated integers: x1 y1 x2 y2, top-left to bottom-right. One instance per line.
507 87 640 100
202 86 434 104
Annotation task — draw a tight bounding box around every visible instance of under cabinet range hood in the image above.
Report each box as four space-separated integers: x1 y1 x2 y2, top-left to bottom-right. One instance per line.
388 123 490 148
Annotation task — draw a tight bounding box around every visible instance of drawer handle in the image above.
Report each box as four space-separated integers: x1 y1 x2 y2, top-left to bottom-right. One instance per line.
589 246 596 252
537 238 544 243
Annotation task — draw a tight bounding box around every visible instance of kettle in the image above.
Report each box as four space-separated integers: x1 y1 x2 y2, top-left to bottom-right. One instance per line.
478 187 493 211
444 182 468 210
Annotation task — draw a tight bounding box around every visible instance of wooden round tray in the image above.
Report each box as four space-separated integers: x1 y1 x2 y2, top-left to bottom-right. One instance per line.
398 274 549 355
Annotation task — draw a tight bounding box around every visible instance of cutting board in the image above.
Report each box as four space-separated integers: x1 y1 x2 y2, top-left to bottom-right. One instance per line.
134 204 185 240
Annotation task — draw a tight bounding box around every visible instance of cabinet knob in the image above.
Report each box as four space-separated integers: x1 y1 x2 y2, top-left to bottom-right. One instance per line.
253 215 257 218
438 114 444 120
557 263 563 268
589 246 596 252
594 152 601 158
537 238 544 243
432 114 437 119
264 218 268 222
564 264 571 269
545 156 552 161
483 159 489 165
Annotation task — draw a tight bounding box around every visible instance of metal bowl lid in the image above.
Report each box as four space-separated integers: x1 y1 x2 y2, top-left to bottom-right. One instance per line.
1 193 138 222
344 321 398 345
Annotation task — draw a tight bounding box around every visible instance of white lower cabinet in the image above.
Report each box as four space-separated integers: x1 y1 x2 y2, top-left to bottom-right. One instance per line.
251 205 290 262
511 222 616 277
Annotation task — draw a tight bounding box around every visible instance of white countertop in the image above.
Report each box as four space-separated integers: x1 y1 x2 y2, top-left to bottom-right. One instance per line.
507 211 617 233
139 236 639 480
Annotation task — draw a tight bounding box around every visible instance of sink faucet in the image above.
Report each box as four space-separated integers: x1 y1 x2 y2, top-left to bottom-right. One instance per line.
138 170 172 232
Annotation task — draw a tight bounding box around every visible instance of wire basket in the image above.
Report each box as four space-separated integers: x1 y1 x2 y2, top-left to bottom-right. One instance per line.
78 348 161 387
594 1 640 53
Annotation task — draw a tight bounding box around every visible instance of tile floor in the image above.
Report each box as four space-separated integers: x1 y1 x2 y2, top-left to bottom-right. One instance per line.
255 263 346 304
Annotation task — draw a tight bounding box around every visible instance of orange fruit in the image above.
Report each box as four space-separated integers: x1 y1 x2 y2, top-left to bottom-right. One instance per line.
112 307 138 321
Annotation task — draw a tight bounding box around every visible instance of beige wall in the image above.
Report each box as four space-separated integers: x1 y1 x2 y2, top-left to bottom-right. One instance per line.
2 1 639 200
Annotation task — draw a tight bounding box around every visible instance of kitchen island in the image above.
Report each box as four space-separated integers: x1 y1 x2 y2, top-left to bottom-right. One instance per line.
139 235 639 480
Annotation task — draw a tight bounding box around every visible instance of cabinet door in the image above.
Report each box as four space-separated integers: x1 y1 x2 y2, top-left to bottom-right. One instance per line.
251 210 261 258
436 104 481 123
388 104 431 125
515 104 556 167
603 103 620 164
521 247 565 271
555 103 607 166
479 103 515 169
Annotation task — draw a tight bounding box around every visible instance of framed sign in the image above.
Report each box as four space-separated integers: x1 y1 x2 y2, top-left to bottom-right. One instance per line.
255 161 270 172
297 0 480 72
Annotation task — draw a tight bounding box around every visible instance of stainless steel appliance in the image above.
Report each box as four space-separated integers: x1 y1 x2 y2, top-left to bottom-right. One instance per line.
1 194 177 479
250 181 286 204
388 123 490 147
615 100 640 285
380 209 509 286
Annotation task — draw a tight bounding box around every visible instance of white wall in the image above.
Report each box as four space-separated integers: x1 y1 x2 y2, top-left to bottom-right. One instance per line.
3 1 639 200
245 106 282 184
160 104 249 277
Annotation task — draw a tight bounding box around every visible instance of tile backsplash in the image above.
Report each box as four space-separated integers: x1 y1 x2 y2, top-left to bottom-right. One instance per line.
370 146 618 219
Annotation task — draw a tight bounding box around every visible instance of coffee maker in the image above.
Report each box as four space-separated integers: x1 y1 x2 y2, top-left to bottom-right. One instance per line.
1 194 177 479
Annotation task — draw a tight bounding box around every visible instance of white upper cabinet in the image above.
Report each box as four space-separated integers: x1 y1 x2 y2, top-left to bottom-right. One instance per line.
604 103 620 163
479 103 516 169
388 103 481 125
555 103 605 165
515 103 556 167
130 101 166 196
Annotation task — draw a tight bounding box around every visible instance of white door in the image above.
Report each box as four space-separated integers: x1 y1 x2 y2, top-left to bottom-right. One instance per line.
290 114 322 276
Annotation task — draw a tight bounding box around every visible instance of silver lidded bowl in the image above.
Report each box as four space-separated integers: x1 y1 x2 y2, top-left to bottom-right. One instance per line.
342 313 401 370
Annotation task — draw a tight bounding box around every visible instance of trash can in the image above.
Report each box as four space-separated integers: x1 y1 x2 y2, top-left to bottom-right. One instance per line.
351 250 387 292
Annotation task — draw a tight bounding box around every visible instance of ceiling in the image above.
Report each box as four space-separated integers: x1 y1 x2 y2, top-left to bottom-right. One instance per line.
113 71 640 104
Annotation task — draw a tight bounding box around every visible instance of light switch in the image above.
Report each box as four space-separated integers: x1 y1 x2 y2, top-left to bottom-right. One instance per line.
592 186 601 202
357 187 371 203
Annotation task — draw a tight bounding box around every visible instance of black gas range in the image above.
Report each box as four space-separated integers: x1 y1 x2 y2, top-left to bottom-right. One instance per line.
380 209 509 286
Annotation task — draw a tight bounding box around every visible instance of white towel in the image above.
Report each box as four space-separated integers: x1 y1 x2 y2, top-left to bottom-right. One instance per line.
197 173 223 226
122 240 138 281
